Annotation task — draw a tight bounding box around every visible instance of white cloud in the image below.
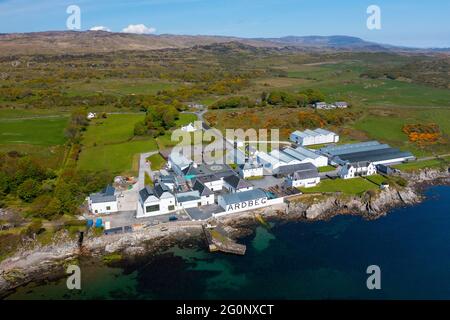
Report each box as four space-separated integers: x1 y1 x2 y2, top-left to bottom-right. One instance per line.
90 26 111 32
122 24 156 35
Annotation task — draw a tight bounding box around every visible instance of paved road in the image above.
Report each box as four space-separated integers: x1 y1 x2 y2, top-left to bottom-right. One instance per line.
417 154 450 162
138 151 158 189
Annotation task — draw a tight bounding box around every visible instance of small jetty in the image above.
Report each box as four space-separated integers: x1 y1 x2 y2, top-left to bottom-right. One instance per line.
202 224 246 255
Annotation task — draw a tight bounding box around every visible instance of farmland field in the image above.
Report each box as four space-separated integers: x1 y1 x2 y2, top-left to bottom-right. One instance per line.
65 79 178 96
77 138 157 174
77 113 195 174
82 114 145 147
0 116 68 146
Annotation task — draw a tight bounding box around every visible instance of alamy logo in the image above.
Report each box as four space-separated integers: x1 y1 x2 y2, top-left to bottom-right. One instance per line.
367 5 381 30
66 265 81 290
366 265 381 290
66 5 81 30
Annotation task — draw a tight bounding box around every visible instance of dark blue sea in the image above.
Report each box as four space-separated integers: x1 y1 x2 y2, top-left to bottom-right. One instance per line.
6 185 450 300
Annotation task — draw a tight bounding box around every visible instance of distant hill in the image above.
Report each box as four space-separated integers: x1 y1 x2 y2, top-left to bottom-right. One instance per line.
0 31 447 55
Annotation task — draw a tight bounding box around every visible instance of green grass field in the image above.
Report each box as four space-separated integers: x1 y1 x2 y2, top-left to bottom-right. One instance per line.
78 138 157 174
300 177 378 195
0 116 68 146
364 174 389 186
318 165 336 173
77 112 195 174
147 153 166 171
393 157 450 172
78 113 158 174
65 79 177 96
82 114 145 147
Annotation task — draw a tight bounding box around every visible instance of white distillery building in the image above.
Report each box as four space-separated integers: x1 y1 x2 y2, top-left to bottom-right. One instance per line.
223 175 254 193
281 146 329 168
256 151 287 174
168 152 193 176
216 189 284 216
192 180 215 205
238 161 264 179
137 183 177 218
88 185 118 215
285 163 321 188
290 128 339 146
340 161 377 179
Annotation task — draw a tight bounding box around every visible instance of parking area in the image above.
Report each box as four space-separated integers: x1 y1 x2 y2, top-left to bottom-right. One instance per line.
249 175 284 189
116 186 138 212
84 209 191 229
185 204 224 221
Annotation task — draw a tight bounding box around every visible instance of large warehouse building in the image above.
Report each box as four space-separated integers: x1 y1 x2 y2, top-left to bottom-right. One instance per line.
319 141 415 166
290 128 339 146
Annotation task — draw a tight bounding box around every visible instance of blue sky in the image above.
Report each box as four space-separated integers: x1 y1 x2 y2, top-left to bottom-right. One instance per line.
0 0 449 47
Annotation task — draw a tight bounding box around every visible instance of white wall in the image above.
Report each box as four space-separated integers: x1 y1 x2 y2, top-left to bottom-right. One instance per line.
204 179 223 192
215 197 284 217
239 167 264 179
89 201 118 215
138 193 177 218
287 177 320 188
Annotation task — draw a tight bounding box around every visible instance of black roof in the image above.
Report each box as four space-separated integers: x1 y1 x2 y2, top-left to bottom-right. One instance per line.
290 163 319 180
139 183 171 201
223 174 252 189
192 180 214 196
275 163 316 176
90 185 116 203
336 148 414 164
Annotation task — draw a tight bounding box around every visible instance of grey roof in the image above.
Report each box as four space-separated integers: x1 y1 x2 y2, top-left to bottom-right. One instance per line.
320 141 383 156
239 162 263 170
197 174 221 183
192 180 214 196
335 148 414 164
270 149 298 163
160 174 176 184
154 183 171 198
139 185 154 202
139 183 171 201
182 163 235 178
90 185 116 204
290 163 320 180
275 163 317 176
291 128 337 139
176 190 201 203
220 188 267 205
223 174 252 190
283 146 323 161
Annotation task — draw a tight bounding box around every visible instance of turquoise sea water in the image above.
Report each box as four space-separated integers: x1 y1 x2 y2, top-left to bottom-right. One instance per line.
5 185 450 300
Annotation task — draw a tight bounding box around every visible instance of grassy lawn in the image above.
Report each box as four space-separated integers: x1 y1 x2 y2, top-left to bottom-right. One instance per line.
0 116 68 146
82 114 145 147
364 174 389 186
147 153 166 171
78 138 157 175
144 172 153 186
393 157 450 172
0 108 68 119
318 165 336 173
300 177 378 195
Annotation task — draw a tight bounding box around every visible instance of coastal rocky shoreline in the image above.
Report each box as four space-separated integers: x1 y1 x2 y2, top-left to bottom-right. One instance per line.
1 168 449 297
